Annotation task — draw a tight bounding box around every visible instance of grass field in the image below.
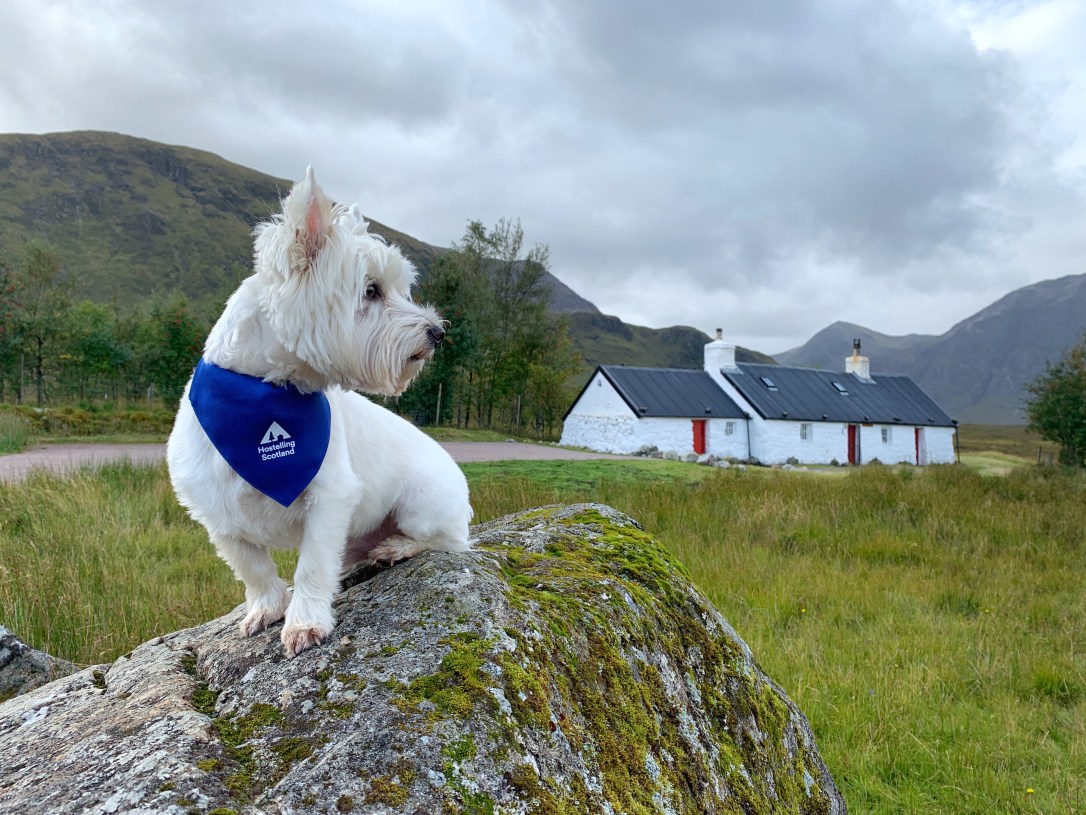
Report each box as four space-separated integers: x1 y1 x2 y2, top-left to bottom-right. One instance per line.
0 423 1082 813
956 423 1058 464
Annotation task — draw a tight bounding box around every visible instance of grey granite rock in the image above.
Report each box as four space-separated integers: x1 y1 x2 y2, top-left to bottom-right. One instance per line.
0 504 845 814
0 626 77 703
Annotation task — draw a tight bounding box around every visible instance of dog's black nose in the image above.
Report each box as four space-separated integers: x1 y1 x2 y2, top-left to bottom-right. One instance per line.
427 325 446 346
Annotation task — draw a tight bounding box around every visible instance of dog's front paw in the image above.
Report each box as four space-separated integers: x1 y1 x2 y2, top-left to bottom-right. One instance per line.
239 586 291 637
281 624 332 657
239 606 286 637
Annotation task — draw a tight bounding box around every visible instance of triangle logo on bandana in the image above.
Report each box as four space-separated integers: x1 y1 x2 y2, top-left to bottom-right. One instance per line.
260 421 292 445
188 359 331 508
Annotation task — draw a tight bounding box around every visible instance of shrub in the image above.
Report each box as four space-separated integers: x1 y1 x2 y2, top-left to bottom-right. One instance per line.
1 404 175 437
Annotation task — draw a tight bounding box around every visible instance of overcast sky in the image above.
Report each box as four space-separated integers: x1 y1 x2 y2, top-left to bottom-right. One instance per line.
2 0 1084 354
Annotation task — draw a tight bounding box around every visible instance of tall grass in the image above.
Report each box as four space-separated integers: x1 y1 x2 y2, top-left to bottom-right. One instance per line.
0 411 32 455
0 461 295 663
0 458 1083 812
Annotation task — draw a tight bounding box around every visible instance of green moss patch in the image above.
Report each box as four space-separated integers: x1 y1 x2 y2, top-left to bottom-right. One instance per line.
394 633 495 719
364 761 417 807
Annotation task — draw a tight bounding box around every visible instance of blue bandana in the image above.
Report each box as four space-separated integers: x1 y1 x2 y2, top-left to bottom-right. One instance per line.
188 359 331 507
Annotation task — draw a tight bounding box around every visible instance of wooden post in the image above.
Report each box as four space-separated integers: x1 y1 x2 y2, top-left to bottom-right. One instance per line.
435 382 443 427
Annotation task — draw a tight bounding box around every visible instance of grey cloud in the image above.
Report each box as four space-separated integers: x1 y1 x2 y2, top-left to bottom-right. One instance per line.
543 1 1024 271
0 0 1081 352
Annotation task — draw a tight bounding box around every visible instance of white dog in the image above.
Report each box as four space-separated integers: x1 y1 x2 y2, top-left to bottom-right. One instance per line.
167 168 472 657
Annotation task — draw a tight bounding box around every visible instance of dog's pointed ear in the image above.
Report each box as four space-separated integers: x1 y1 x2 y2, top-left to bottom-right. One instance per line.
283 165 334 269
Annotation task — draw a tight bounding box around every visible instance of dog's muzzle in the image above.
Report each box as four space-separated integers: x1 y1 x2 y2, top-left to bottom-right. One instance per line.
410 324 445 362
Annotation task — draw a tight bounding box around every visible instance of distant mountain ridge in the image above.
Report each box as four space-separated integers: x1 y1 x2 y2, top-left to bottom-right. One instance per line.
775 273 1086 424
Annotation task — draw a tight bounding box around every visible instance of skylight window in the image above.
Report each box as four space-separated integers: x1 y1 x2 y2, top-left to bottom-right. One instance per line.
759 376 778 391
832 381 849 395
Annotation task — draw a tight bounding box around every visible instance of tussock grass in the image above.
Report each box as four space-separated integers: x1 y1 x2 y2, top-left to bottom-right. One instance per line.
0 461 295 664
0 411 33 455
1 457 1083 812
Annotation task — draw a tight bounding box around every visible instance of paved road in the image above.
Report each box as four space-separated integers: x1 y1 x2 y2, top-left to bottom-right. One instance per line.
0 441 631 483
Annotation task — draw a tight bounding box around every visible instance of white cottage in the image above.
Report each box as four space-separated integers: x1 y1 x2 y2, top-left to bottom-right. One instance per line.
558 365 750 458
561 332 958 465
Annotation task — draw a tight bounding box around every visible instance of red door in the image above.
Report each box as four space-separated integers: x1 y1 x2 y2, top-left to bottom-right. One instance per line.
692 420 706 455
847 425 858 464
915 427 921 465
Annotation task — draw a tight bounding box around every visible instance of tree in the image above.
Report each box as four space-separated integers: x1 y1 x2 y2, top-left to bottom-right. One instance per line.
62 301 131 402
0 258 19 402
124 296 206 406
7 243 73 404
524 321 582 436
455 218 565 429
1025 333 1086 467
403 218 583 437
401 252 484 425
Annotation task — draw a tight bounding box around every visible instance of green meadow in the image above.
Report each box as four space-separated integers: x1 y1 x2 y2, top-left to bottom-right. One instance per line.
0 438 1083 812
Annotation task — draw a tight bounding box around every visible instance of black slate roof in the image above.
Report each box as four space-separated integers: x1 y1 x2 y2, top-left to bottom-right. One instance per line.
566 365 748 420
723 363 955 427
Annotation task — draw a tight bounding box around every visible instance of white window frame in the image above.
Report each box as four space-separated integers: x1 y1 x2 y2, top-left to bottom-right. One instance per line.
800 422 812 441
724 421 735 436
881 427 891 444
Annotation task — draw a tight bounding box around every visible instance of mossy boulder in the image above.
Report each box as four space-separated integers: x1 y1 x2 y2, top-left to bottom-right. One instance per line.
0 503 845 813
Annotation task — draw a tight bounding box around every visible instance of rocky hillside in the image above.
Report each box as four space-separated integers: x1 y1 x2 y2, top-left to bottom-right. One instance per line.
569 312 774 372
775 273 1086 424
0 504 844 814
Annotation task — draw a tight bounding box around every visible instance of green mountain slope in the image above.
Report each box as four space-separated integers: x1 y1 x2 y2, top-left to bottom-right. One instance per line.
0 130 446 308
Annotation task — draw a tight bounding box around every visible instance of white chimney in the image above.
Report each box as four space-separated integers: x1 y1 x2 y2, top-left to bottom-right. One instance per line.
845 338 871 381
704 327 737 372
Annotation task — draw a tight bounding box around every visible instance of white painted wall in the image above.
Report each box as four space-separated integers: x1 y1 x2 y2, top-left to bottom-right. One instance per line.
855 423 956 465
740 418 958 465
918 426 957 464
560 371 638 452
861 424 910 464
562 413 751 457
560 413 640 452
560 414 697 455
640 418 698 455
570 371 631 416
706 418 750 459
750 419 849 465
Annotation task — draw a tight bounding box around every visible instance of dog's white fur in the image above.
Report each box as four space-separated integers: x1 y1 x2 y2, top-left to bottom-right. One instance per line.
166 168 472 657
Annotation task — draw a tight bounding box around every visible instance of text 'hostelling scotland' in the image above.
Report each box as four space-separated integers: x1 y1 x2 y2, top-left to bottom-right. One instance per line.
259 439 296 460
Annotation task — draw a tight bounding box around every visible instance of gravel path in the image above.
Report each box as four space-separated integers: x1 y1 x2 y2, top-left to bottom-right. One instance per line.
0 441 631 483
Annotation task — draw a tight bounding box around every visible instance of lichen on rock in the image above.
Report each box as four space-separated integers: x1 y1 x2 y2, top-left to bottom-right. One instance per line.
0 503 845 814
